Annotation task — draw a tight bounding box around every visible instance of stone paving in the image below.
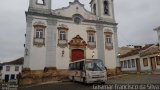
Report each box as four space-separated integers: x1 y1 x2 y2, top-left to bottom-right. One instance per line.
18 74 160 90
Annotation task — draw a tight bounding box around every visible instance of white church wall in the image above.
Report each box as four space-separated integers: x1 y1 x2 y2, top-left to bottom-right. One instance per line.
103 27 117 69
28 19 47 70
54 3 97 20
56 21 98 69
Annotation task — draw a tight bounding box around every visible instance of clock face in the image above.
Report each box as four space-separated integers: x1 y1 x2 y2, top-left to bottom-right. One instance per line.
74 16 81 24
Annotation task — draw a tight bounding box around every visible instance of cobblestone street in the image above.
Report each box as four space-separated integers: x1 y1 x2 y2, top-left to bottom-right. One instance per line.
18 74 160 90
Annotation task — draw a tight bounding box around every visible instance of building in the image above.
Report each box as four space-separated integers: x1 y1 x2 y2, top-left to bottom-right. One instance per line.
23 0 119 76
120 45 160 73
154 26 160 45
1 57 23 82
0 63 2 81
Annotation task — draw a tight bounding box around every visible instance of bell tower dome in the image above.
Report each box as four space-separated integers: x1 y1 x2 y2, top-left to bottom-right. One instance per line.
29 0 52 13
90 0 115 21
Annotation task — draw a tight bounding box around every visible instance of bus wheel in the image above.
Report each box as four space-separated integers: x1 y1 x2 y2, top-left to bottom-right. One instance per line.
83 78 87 84
72 76 75 82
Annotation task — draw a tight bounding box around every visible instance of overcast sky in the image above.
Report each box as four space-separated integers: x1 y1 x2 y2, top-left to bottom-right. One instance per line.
0 0 160 62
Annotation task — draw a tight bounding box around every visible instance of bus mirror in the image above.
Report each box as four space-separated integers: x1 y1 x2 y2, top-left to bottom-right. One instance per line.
105 67 107 70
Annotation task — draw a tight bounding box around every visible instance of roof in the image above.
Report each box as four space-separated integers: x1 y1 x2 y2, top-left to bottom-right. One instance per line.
3 57 24 65
119 47 136 56
119 44 153 58
139 45 160 57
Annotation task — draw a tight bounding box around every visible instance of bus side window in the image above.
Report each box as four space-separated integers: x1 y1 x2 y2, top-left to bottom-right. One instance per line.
80 61 84 71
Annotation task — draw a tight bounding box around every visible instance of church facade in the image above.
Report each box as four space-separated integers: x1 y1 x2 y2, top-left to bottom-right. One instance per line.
24 0 119 75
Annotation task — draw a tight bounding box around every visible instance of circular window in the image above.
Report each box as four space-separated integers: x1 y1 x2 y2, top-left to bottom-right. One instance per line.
74 16 81 24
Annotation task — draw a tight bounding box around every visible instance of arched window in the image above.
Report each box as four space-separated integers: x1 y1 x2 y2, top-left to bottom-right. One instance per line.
37 0 45 5
104 0 109 15
93 4 96 15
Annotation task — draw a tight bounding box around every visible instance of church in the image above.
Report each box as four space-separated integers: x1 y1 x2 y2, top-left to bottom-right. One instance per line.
23 0 119 76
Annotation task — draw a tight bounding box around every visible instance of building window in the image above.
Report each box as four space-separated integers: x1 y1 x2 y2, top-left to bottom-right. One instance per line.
143 58 148 67
105 36 112 44
15 66 19 71
104 30 113 50
37 0 45 5
120 61 123 68
57 24 68 48
124 61 127 68
88 34 95 42
131 59 135 67
59 31 66 40
6 66 10 71
127 60 131 68
87 27 96 49
33 21 46 47
156 56 160 65
35 29 43 39
104 0 109 15
11 74 15 80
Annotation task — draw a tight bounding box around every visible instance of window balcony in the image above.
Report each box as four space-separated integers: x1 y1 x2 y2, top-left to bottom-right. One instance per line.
87 42 96 49
33 37 45 47
105 42 113 50
58 39 68 48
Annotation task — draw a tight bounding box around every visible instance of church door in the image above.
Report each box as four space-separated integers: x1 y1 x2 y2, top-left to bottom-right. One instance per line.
71 49 84 62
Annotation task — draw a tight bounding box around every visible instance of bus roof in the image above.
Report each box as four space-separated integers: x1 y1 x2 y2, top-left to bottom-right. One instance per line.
70 59 102 63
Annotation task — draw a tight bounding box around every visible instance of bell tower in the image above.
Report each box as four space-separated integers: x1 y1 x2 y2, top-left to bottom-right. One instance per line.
29 0 52 12
90 0 115 21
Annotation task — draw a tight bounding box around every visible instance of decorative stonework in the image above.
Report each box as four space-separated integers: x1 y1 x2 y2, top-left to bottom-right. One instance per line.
33 21 46 28
57 24 69 31
33 38 45 47
68 35 87 49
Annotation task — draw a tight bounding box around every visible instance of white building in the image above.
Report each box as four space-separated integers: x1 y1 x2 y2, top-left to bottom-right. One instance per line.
154 26 160 45
1 57 23 82
23 0 119 75
120 45 160 73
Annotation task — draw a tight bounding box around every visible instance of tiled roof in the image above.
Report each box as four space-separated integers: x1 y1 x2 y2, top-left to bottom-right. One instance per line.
139 45 160 57
3 57 24 65
119 44 153 58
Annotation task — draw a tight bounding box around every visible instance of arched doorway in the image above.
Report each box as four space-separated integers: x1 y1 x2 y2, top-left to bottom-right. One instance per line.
72 49 84 61
68 35 87 62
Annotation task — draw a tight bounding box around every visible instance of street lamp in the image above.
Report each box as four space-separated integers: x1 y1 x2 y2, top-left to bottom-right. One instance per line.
92 51 95 58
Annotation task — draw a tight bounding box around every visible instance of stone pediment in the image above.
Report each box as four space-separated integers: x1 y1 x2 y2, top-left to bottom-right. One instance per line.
53 0 97 20
68 35 87 49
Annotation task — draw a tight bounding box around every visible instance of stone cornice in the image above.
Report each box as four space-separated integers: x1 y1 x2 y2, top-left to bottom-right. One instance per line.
25 11 118 26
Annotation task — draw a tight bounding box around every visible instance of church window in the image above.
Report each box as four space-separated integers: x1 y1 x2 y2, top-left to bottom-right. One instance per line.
87 27 96 49
33 21 46 47
74 16 81 24
104 30 113 50
37 0 45 5
57 24 68 48
105 36 112 44
104 0 109 15
88 34 95 42
35 29 43 39
93 4 96 15
59 31 66 40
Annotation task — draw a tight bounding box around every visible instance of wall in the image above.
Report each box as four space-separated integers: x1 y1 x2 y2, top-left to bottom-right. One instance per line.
2 65 22 81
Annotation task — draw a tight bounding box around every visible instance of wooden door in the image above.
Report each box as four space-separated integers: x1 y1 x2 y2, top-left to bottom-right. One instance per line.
136 58 141 72
150 57 156 71
71 49 84 62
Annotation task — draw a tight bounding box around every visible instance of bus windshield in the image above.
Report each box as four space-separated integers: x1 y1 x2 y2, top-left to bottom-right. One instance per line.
85 59 106 71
